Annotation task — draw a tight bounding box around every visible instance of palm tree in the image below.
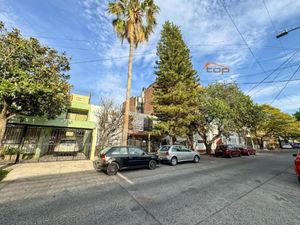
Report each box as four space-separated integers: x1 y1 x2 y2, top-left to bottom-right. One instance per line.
108 0 159 145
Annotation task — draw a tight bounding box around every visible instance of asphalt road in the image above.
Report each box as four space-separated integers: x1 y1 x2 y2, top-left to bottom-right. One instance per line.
0 151 299 225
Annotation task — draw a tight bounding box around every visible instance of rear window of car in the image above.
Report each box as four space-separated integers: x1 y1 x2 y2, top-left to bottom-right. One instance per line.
217 145 227 150
159 146 171 151
111 147 128 155
99 147 111 155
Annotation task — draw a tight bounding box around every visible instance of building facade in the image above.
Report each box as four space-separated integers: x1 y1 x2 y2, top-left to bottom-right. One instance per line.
2 94 98 161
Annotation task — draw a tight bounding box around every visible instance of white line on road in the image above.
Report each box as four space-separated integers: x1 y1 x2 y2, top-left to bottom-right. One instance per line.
117 172 134 185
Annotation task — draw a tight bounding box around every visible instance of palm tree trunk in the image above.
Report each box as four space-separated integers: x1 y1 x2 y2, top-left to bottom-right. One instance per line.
122 41 134 145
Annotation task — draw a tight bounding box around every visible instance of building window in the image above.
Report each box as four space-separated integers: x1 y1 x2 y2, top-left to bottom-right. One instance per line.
67 110 88 121
2 125 24 144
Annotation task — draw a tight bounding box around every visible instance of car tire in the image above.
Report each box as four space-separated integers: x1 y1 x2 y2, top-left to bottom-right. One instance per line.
170 157 177 166
247 151 250 156
106 162 119 176
228 154 232 158
194 155 200 163
148 160 157 170
298 177 300 183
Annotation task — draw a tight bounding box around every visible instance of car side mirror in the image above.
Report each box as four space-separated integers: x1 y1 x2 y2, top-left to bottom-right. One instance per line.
142 152 146 156
293 153 297 157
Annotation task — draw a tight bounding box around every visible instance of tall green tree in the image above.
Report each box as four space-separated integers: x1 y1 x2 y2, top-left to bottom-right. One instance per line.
193 83 235 154
153 21 199 144
108 0 159 145
0 22 71 149
293 109 300 121
252 104 300 148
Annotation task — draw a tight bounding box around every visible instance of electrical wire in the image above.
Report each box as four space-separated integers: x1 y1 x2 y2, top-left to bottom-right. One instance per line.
270 64 300 104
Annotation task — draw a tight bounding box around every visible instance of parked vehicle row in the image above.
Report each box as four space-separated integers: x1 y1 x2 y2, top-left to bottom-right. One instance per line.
94 145 201 175
95 144 258 175
215 144 256 158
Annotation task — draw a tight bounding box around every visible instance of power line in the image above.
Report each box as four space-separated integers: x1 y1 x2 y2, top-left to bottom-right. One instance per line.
200 61 300 83
220 0 300 104
262 0 298 106
70 47 300 65
270 64 300 104
221 1 267 75
246 50 300 94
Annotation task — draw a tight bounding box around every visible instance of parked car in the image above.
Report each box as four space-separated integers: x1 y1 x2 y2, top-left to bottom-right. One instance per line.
215 144 241 158
94 146 159 175
291 142 300 149
281 143 293 149
157 145 200 166
293 151 300 182
238 145 256 156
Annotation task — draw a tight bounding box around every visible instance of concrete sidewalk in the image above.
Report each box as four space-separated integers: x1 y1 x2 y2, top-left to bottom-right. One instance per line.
2 160 95 182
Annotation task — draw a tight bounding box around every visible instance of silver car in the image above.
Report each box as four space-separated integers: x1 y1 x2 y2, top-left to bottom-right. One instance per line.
157 145 200 166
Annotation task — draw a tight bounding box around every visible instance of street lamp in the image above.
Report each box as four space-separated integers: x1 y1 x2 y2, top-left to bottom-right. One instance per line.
276 25 300 38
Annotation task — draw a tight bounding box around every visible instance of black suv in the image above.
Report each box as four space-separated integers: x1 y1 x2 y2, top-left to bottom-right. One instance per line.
94 146 159 175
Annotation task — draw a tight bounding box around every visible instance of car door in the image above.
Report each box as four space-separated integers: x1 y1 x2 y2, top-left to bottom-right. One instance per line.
110 147 130 168
172 146 184 162
233 146 239 156
128 147 149 168
180 146 194 161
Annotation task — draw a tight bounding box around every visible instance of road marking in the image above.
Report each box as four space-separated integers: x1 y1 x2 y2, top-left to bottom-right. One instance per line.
117 172 134 185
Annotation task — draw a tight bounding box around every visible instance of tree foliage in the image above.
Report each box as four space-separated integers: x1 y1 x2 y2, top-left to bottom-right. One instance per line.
293 109 300 121
0 21 71 148
253 104 300 148
108 0 159 145
108 0 160 47
193 83 256 154
153 21 199 143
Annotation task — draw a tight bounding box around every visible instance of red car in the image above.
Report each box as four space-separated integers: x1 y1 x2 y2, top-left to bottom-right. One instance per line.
293 150 300 182
239 146 256 156
215 145 241 158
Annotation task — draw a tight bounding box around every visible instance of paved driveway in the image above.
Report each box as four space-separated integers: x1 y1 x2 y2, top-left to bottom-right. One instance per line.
0 152 299 225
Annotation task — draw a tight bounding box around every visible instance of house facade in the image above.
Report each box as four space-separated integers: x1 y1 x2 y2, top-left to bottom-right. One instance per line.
2 94 98 161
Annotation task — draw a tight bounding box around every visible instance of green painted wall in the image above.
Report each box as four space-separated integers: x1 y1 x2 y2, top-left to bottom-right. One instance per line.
9 116 95 129
7 94 98 160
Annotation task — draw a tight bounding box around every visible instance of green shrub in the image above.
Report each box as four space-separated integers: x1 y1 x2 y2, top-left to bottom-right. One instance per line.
0 169 9 181
4 147 24 155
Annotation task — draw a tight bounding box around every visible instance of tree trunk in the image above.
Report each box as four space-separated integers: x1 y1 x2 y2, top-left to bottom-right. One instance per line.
122 41 134 145
259 138 264 149
0 117 7 150
187 134 194 150
204 142 212 155
0 101 9 150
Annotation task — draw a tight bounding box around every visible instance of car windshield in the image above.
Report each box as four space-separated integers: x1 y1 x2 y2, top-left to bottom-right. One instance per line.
159 146 171 151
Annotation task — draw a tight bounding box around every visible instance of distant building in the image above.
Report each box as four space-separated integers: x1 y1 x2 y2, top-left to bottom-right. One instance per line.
129 83 155 114
128 84 159 152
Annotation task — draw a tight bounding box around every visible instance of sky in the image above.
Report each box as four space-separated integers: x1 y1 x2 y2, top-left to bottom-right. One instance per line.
1 0 300 114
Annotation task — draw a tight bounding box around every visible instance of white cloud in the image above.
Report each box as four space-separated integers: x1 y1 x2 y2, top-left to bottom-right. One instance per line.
272 94 300 112
96 72 127 104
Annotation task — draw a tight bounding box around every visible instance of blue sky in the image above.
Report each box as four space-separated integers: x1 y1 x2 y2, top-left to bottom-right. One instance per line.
1 0 300 113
